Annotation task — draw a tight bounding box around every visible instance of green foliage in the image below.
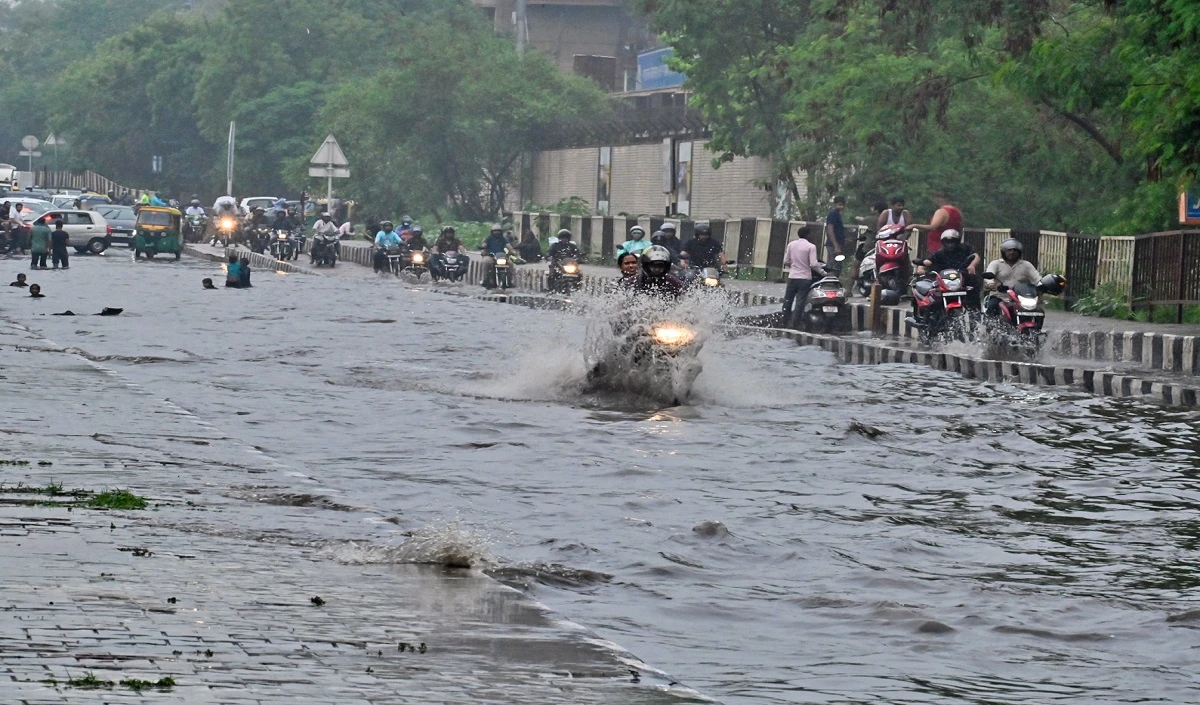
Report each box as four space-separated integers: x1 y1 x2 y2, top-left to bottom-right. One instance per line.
526 197 593 217
1072 283 1135 320
87 490 149 510
636 0 1199 232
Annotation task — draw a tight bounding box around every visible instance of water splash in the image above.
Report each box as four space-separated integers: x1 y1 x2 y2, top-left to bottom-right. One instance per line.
330 520 495 569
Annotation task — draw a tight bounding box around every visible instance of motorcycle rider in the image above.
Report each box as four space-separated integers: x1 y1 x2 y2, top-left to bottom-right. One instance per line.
681 223 726 274
273 209 297 233
547 229 583 289
617 226 651 257
655 223 683 261
211 196 239 246
398 216 414 238
432 226 468 279
184 198 206 218
405 225 428 251
481 223 516 289
622 245 684 299
919 229 981 308
983 238 1041 316
373 220 402 272
311 211 339 263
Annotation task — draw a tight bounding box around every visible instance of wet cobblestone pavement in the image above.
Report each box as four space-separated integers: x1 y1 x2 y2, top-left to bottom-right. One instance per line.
0 318 697 704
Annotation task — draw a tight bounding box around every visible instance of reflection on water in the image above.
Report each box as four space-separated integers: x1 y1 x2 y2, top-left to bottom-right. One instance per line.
6 255 1200 704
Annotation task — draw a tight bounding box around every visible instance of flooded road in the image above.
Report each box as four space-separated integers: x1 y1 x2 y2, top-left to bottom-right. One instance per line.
6 254 1200 704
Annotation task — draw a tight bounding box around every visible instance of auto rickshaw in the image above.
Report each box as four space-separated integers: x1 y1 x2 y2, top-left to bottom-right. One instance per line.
133 206 183 260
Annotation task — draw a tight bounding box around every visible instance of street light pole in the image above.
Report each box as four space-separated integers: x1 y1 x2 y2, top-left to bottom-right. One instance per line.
515 0 528 56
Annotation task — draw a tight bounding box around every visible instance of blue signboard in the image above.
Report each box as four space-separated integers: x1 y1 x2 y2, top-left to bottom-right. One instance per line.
1181 189 1200 225
637 48 686 91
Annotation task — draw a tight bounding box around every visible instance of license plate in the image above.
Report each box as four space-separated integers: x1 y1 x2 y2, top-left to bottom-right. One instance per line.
1018 312 1045 317
822 305 839 313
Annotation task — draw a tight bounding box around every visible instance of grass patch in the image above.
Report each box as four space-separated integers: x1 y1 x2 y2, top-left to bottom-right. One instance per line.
120 676 175 691
0 459 30 466
66 672 114 689
87 490 148 510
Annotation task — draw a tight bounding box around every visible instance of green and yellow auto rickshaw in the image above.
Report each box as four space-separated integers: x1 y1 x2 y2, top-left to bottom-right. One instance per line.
133 206 183 260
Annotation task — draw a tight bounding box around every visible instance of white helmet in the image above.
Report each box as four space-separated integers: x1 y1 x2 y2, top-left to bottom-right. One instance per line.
940 229 962 242
640 245 672 276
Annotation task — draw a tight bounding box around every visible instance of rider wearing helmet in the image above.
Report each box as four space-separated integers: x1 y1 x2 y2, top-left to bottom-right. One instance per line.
656 222 682 260
984 238 1041 316
920 229 981 307
406 224 428 251
399 215 414 238
184 198 205 218
432 225 468 278
547 229 583 288
373 220 402 272
623 245 684 299
481 223 516 289
681 223 725 272
618 225 651 257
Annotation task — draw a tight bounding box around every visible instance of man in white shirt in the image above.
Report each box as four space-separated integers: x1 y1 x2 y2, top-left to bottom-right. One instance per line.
781 227 826 327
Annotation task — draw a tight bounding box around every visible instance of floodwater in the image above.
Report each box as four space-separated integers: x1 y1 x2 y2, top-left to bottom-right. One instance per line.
6 254 1200 704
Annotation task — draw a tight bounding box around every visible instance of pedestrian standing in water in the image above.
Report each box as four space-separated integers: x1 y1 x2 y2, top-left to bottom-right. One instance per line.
29 217 51 270
50 220 69 269
781 226 826 328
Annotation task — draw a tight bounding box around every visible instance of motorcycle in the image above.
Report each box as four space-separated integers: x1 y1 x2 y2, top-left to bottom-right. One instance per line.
981 272 1067 358
549 257 582 294
489 253 514 290
435 250 466 282
586 315 706 406
310 232 338 268
857 225 910 300
183 214 207 243
799 255 848 333
375 244 404 275
402 248 430 281
268 229 295 260
212 213 240 247
907 267 976 346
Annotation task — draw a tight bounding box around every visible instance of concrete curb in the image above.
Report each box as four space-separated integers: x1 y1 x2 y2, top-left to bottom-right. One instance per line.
184 244 320 275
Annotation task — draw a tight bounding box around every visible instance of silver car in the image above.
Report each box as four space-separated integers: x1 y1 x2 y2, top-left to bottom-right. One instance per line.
34 209 113 254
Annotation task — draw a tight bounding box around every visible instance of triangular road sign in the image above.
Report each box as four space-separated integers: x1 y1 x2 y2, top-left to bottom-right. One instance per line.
45 133 58 146
310 134 349 166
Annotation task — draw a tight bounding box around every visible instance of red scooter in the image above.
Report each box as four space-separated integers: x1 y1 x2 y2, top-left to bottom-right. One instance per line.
981 272 1067 358
855 225 911 304
907 266 975 346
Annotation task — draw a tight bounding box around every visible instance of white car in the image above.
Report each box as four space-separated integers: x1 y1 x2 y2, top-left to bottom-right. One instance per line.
32 209 113 254
239 196 278 216
6 198 54 221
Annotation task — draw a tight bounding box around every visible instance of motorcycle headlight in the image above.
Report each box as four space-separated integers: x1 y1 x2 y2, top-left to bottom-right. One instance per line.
277 233 287 240
651 325 696 346
703 277 720 287
496 257 507 266
220 218 235 229
1018 294 1040 310
562 263 578 274
944 277 963 292
413 253 425 263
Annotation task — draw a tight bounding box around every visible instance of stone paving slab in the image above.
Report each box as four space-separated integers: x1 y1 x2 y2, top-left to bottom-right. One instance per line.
0 319 703 705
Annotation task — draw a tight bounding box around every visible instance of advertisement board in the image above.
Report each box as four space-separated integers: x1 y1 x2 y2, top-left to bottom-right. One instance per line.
637 48 686 91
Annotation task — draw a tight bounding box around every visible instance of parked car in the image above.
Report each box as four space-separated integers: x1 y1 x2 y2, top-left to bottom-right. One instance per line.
92 204 136 245
4 187 53 201
239 196 278 216
34 209 113 254
51 194 78 208
6 198 54 221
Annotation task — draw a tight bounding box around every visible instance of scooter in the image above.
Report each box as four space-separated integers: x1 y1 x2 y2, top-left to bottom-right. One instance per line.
907 266 975 346
799 255 848 333
981 272 1067 358
857 225 910 300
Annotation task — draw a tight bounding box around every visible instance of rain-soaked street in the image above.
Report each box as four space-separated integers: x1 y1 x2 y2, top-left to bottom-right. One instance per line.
4 253 1200 704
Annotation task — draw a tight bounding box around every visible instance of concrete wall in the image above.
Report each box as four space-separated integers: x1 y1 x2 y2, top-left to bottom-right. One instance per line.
690 141 773 219
525 139 779 218
609 143 665 216
530 148 598 208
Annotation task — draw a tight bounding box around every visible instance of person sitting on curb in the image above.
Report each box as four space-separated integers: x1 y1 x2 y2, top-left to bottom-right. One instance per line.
239 256 252 288
10 272 27 287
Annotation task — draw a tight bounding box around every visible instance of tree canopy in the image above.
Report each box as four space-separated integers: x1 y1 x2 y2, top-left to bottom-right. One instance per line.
635 0 1200 232
0 0 608 220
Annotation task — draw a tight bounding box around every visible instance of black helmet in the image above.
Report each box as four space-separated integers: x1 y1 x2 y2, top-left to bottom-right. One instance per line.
411 225 423 235
640 245 672 277
1039 273 1067 296
1000 238 1023 256
401 216 413 225
650 230 666 242
441 225 456 235
557 228 572 239
695 223 711 235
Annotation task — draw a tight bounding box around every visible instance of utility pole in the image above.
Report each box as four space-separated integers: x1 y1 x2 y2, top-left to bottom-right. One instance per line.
515 0 528 56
